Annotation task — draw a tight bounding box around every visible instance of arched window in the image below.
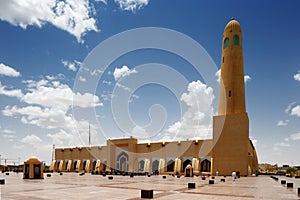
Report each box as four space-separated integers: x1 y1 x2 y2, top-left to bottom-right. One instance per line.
183 159 191 171
223 37 229 48
167 160 175 172
233 35 239 45
152 160 159 172
117 151 128 172
138 160 145 171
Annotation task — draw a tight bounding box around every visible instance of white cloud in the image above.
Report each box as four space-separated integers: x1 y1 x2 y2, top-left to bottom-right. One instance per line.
21 79 102 110
167 80 214 140
90 69 103 76
215 69 221 82
277 119 289 126
251 138 257 148
0 84 23 98
215 69 251 83
129 94 139 103
116 83 131 92
286 132 300 141
103 80 112 86
131 126 149 138
101 92 114 101
114 0 149 12
291 105 300 117
0 0 98 43
2 129 15 134
113 65 137 80
45 73 65 81
275 142 290 147
285 102 296 114
2 78 102 133
79 76 86 82
244 75 251 83
95 0 107 4
0 63 20 77
294 72 300 82
21 134 42 145
47 129 74 146
1 129 16 139
62 60 81 71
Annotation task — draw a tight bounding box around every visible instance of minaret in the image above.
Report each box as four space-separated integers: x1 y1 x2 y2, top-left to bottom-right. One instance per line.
212 19 250 176
218 18 246 115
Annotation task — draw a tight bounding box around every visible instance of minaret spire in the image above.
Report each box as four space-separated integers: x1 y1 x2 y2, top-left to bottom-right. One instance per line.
218 18 246 115
212 19 252 176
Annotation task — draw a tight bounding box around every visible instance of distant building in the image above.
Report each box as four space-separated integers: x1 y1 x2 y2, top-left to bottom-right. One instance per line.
52 19 258 176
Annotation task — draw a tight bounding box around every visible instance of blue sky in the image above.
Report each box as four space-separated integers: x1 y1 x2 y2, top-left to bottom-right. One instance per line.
0 0 300 166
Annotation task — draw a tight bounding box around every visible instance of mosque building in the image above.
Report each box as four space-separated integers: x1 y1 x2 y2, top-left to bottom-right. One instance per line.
51 19 258 176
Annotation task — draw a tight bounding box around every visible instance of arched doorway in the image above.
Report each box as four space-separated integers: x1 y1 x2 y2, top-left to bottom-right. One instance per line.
92 160 97 171
183 159 191 172
102 160 107 171
152 160 159 172
56 160 61 171
73 160 78 171
65 160 69 170
34 164 41 178
200 159 211 172
167 160 175 172
83 160 87 171
117 151 129 172
138 160 145 171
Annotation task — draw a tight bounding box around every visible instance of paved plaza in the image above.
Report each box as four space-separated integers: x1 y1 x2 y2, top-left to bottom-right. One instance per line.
0 173 300 199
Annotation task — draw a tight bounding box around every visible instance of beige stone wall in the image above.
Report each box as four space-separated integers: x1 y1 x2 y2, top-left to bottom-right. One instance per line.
212 113 249 176
54 138 213 174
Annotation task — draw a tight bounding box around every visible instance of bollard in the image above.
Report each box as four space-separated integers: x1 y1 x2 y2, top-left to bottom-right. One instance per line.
0 179 5 184
188 183 196 188
281 180 286 185
108 176 113 180
221 178 225 182
141 189 153 199
286 183 293 188
209 180 214 184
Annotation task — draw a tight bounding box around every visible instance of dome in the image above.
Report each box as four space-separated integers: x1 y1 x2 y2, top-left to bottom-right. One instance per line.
29 156 37 159
27 156 40 162
225 18 241 31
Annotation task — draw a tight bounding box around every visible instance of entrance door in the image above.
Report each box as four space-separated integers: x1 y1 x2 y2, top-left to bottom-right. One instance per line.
200 159 211 172
117 152 128 172
34 164 40 179
152 160 159 172
24 164 30 179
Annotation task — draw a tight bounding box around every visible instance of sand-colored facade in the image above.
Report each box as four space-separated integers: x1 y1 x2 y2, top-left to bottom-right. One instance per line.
53 19 258 176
